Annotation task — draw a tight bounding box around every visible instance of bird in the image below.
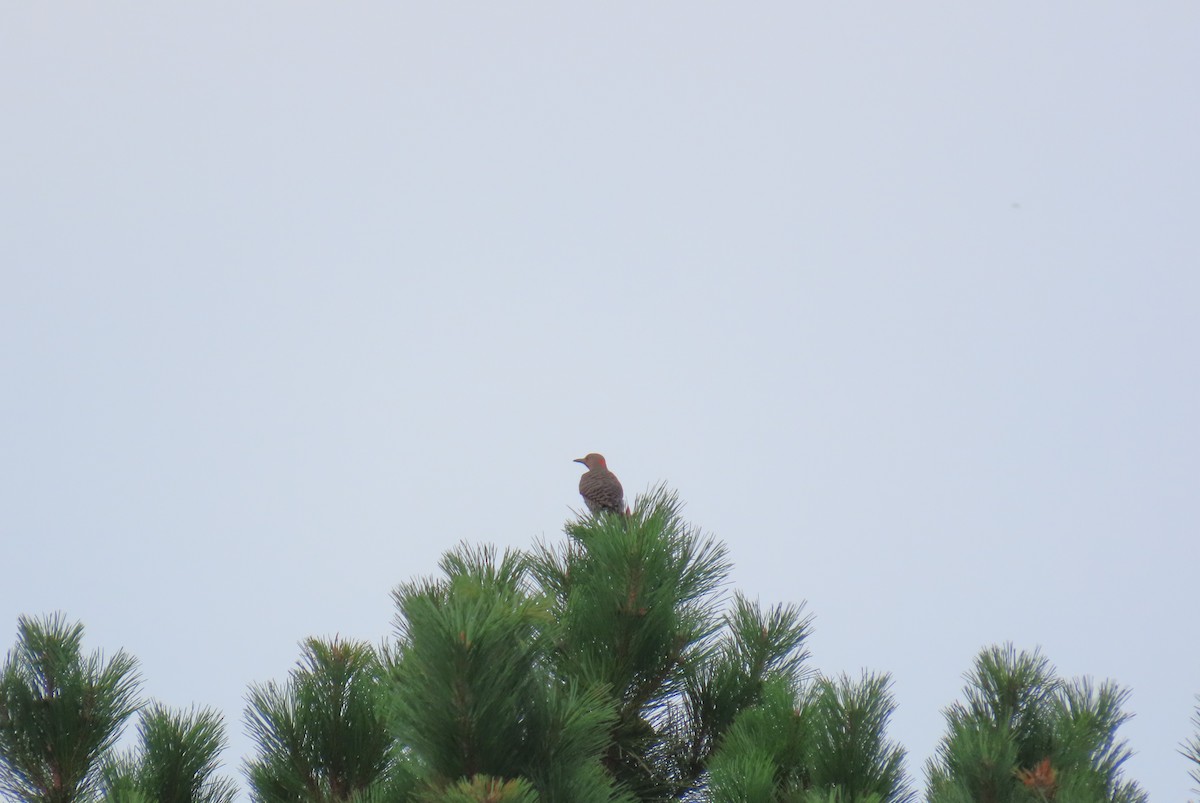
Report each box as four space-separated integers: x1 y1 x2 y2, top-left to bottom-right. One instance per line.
574 453 625 515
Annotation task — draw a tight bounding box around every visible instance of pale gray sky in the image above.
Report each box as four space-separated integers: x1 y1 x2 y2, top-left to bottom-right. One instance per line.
2 3 1198 800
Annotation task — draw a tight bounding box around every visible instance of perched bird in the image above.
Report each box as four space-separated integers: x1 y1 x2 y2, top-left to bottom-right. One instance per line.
575 453 625 515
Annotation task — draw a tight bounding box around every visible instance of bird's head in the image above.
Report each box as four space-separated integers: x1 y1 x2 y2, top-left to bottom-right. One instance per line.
574 453 608 470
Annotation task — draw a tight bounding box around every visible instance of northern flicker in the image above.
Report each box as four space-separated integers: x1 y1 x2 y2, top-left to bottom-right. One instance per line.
574 453 625 515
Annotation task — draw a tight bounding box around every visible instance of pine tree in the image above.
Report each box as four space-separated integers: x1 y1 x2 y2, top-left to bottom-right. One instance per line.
102 704 237 803
369 486 909 802
528 486 816 801
925 644 1146 803
0 615 235 803
706 672 913 803
385 542 625 803
0 614 141 803
244 637 409 803
804 673 912 802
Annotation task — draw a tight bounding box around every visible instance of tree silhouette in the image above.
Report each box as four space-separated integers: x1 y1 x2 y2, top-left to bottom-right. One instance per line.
1180 696 1200 801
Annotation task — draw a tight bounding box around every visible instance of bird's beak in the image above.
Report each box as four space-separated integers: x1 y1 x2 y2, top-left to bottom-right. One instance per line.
573 457 586 465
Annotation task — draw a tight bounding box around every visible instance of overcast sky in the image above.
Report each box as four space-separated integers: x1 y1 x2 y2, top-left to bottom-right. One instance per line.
2 3 1198 800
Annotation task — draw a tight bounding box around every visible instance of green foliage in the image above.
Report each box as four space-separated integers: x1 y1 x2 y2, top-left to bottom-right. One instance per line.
707 678 810 802
246 492 790 802
380 488 816 802
9 490 1170 802
386 543 626 803
707 673 912 803
805 673 912 802
680 593 812 777
388 544 546 782
102 704 236 803
536 489 731 708
0 613 141 803
926 644 1146 803
245 637 403 803
531 487 802 801
426 775 539 803
793 791 886 803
